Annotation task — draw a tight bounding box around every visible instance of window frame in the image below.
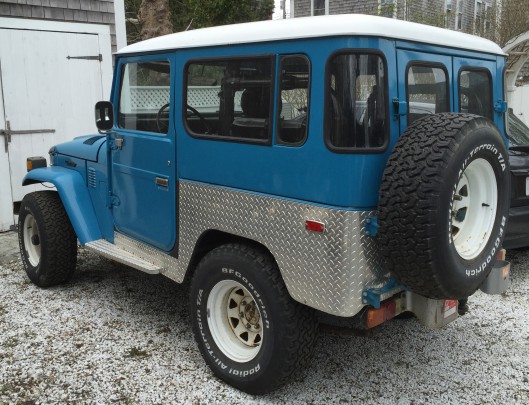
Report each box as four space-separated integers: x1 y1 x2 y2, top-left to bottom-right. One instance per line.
405 61 450 124
311 0 328 16
324 48 390 154
183 54 276 146
117 58 172 136
457 66 493 120
456 0 464 30
276 54 312 147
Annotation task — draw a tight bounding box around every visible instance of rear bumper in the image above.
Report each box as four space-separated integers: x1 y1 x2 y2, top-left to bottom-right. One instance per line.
503 204 529 249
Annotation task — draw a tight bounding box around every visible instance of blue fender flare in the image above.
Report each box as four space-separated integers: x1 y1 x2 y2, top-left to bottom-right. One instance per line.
23 167 102 245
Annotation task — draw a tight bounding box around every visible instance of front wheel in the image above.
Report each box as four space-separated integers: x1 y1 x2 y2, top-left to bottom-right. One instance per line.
18 191 77 287
190 244 318 394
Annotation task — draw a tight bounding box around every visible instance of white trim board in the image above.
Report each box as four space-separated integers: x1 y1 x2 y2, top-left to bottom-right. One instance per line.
0 17 111 36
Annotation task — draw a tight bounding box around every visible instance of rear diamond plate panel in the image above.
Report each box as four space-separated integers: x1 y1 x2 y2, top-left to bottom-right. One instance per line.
174 181 387 317
107 182 387 317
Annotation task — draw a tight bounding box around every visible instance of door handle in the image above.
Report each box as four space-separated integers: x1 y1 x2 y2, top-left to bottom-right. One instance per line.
155 177 169 188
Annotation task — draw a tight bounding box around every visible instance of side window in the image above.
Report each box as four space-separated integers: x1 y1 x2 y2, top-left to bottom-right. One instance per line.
185 57 274 142
326 52 387 151
459 69 493 119
277 55 310 146
118 60 171 134
407 64 449 125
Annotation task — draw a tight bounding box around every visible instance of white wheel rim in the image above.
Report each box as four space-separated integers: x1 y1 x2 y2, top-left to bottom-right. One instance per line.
23 214 41 267
451 158 498 260
207 280 263 362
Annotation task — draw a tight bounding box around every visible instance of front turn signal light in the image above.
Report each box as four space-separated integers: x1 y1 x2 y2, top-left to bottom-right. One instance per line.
27 156 47 172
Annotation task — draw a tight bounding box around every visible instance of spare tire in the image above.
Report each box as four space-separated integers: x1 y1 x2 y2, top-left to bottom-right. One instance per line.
378 113 510 299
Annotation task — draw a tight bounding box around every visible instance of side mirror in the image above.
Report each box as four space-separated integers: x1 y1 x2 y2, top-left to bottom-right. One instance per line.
95 101 114 133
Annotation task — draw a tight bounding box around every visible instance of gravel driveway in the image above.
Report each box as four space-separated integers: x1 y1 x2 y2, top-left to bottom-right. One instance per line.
1 230 528 404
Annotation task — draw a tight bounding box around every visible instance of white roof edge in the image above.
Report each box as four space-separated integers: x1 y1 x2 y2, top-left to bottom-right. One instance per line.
117 14 505 57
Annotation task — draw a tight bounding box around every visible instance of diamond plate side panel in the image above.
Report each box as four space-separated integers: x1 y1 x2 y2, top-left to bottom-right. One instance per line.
175 181 388 317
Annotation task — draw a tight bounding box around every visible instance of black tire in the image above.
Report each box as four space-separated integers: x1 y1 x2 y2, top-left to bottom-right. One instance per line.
378 113 510 299
18 191 77 287
189 244 318 394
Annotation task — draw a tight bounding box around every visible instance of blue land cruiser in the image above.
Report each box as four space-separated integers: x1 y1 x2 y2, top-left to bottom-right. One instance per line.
18 14 512 393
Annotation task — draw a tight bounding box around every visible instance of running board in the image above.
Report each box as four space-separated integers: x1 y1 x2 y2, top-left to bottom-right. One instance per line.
85 239 161 274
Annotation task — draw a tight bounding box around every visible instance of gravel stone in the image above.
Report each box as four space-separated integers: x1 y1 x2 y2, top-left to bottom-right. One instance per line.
1 230 528 403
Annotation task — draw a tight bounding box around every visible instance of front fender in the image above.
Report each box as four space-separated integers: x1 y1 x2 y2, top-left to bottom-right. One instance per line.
23 167 102 245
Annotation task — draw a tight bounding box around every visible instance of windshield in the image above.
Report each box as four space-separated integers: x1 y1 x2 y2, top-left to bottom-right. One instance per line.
508 110 529 146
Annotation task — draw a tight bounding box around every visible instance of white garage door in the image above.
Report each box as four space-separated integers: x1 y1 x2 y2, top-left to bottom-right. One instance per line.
0 23 111 231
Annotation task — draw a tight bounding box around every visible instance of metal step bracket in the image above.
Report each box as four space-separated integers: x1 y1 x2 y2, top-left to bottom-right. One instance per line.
362 276 404 309
364 215 379 237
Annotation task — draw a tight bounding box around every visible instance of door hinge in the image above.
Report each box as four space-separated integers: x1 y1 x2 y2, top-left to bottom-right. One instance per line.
1 121 55 152
67 54 103 62
1 121 11 152
107 192 121 207
109 135 124 151
494 99 507 114
392 98 407 117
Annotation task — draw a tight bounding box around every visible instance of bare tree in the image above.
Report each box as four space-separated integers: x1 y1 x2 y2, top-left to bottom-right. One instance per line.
138 0 173 40
498 0 529 46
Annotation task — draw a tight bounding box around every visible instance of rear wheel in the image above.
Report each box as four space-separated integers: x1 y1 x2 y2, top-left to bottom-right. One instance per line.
18 191 77 287
190 243 318 394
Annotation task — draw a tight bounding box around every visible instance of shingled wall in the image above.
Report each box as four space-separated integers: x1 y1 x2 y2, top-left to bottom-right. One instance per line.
293 0 495 36
0 0 119 51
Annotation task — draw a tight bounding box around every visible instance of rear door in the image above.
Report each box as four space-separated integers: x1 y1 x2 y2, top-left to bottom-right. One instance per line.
452 57 497 121
396 49 453 134
110 55 176 252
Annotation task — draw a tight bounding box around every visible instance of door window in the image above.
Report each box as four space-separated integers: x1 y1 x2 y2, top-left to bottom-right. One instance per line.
407 64 449 125
118 60 171 134
459 69 493 119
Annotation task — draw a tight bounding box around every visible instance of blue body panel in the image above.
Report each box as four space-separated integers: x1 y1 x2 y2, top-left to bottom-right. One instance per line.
27 34 506 254
168 37 400 209
23 167 102 245
53 135 107 162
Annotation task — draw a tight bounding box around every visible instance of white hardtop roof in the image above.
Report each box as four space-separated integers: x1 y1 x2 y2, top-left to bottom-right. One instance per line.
118 14 504 56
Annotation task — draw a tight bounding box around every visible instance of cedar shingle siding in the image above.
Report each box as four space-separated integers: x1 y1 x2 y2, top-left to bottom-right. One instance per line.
293 0 496 36
0 0 118 51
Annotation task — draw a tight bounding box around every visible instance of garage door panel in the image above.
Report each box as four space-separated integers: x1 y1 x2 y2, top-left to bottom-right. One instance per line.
0 28 104 204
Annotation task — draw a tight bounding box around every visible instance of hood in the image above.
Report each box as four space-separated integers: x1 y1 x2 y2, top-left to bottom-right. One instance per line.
51 134 106 162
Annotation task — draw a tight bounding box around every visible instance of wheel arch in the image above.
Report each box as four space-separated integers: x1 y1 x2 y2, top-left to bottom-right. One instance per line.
184 229 278 283
23 167 102 245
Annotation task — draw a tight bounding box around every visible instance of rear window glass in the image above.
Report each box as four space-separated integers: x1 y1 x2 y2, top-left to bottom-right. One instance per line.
326 53 387 151
277 55 310 146
185 57 274 142
407 64 449 125
459 69 493 120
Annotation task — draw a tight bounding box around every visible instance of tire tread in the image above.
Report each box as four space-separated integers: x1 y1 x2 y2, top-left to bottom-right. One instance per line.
378 113 505 298
191 243 318 394
19 191 77 287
